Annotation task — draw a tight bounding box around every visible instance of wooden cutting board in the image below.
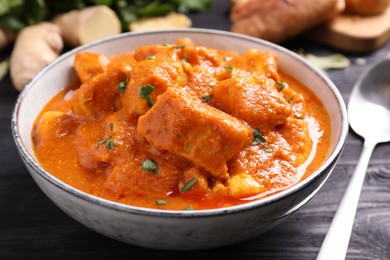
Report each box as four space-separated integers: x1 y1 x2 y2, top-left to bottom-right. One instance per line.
308 4 390 53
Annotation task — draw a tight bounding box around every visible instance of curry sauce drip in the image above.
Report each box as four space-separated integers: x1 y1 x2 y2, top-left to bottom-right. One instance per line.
32 38 331 210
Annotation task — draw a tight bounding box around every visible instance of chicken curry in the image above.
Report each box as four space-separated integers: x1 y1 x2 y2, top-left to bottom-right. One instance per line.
32 38 331 210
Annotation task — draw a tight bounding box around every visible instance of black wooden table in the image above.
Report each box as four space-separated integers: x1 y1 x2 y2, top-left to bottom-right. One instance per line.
1 1 390 259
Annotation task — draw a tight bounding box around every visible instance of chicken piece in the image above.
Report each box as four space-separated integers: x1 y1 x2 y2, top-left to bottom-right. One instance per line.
124 58 187 117
181 46 224 67
32 111 78 149
137 87 249 180
230 0 344 43
178 167 208 193
211 75 291 132
74 119 111 171
228 144 299 195
104 155 183 197
71 66 128 117
73 52 110 83
230 49 279 81
227 173 265 198
176 37 195 47
278 117 313 165
133 44 162 61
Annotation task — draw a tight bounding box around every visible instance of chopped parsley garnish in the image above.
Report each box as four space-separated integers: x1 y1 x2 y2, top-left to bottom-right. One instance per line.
277 81 285 91
156 199 167 205
96 136 115 151
106 138 115 150
142 159 158 174
285 95 295 103
175 45 185 49
146 55 156 60
118 77 129 94
202 94 213 103
109 122 114 130
253 128 266 145
139 84 155 108
253 129 269 152
96 137 109 148
181 178 197 192
226 64 233 74
118 115 126 121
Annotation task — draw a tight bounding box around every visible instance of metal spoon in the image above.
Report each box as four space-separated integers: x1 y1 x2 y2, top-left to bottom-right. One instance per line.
317 59 390 260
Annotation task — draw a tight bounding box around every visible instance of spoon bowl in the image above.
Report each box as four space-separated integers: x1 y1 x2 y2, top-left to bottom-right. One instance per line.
349 59 390 142
317 58 390 259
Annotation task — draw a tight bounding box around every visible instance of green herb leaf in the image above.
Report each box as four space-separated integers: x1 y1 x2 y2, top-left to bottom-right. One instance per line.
253 129 269 152
146 55 156 60
109 122 114 130
0 15 25 31
89 0 113 5
181 178 197 192
226 64 233 74
201 94 213 103
96 136 111 148
277 81 285 91
139 84 155 108
118 115 126 121
302 53 350 70
26 0 47 25
118 77 128 94
253 128 266 145
142 159 158 174
285 95 295 103
156 199 168 205
175 45 185 49
96 135 114 151
177 0 212 13
106 138 115 151
135 2 174 17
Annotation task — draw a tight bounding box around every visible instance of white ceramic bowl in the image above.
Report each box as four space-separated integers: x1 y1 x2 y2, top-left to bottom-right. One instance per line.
12 29 348 250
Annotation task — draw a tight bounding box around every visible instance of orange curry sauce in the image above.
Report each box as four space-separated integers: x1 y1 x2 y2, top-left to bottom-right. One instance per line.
32 38 331 210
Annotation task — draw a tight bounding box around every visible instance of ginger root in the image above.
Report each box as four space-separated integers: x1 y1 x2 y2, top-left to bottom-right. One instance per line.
346 0 389 15
53 5 121 47
10 22 63 91
129 12 191 32
230 0 345 43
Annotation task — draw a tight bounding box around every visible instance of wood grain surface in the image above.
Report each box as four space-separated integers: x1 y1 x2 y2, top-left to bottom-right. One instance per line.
1 1 390 259
308 4 390 53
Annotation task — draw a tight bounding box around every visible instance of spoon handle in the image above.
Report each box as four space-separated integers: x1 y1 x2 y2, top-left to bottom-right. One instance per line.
317 140 376 260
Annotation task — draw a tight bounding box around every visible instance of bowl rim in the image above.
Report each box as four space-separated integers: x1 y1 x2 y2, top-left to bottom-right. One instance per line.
11 28 349 218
